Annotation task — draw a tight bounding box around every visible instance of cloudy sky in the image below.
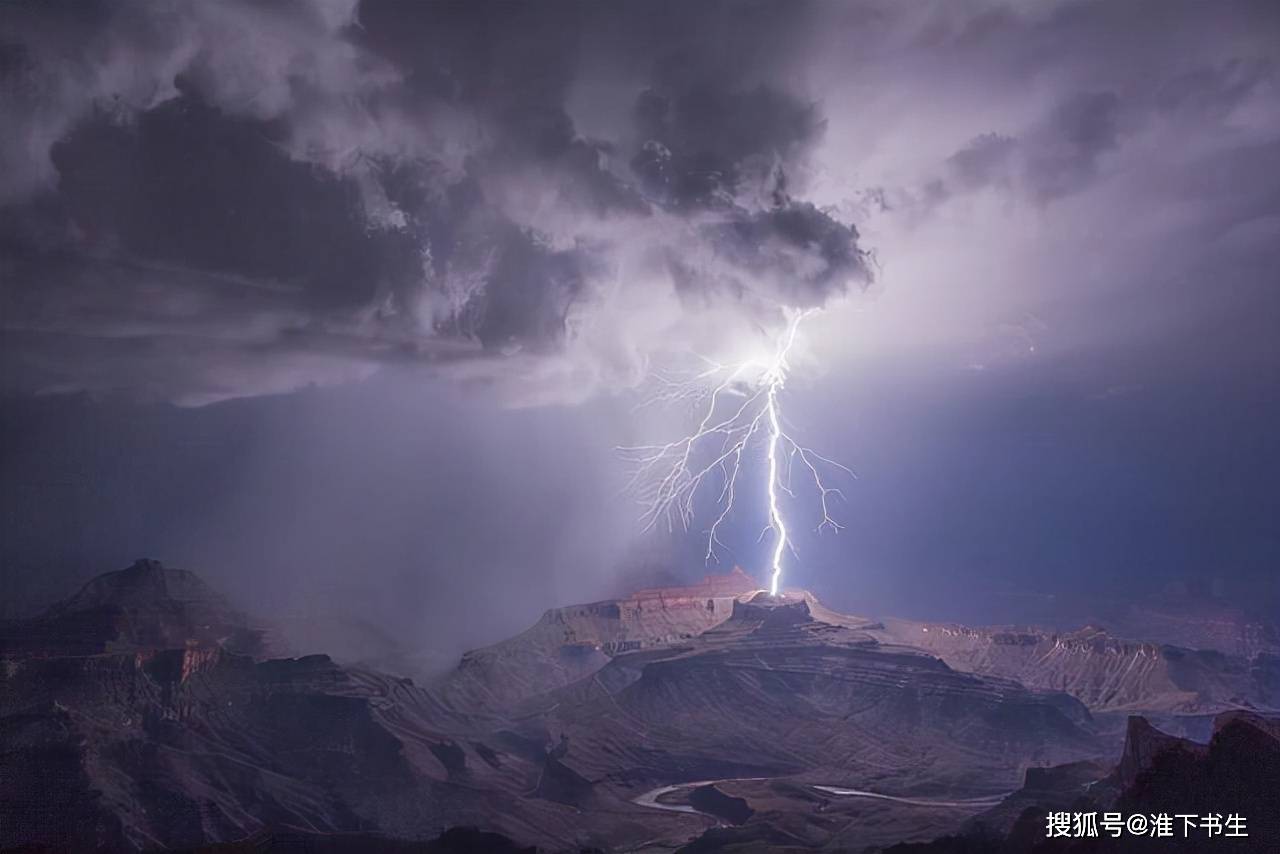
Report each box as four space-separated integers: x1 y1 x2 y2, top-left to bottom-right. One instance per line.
2 1 1277 660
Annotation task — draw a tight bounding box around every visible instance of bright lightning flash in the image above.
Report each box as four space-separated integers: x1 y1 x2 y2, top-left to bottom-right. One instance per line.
619 309 852 596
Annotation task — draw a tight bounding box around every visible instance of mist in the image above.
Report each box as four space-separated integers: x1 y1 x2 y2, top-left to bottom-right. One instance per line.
0 378 636 667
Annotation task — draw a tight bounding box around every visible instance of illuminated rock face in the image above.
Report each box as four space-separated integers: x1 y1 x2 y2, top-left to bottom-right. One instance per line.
628 566 761 601
432 567 762 711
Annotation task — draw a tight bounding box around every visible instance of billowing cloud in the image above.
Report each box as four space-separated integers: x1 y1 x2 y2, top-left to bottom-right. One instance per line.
3 0 1277 408
0 0 869 405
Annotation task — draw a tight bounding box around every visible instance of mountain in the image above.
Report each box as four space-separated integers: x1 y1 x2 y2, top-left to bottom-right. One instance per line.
10 561 1275 852
0 558 268 657
871 618 1280 720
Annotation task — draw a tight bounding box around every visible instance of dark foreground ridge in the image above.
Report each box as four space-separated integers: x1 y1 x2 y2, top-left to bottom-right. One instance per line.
177 826 541 853
885 710 1280 854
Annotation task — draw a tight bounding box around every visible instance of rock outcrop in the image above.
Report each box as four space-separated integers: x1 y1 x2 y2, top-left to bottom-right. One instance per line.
872 618 1280 716
430 567 761 714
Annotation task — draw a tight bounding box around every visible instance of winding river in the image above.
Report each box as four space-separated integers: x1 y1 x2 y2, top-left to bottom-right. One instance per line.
633 778 1006 818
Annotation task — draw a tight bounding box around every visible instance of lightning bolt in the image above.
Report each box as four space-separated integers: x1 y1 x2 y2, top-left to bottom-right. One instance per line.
619 309 853 596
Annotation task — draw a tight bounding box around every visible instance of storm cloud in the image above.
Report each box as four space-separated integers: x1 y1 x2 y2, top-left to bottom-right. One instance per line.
0 0 869 405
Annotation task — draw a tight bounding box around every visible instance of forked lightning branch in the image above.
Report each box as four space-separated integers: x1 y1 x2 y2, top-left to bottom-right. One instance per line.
619 309 853 596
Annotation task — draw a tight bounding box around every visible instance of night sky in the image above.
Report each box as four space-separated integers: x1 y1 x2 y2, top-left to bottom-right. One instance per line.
2 1 1277 662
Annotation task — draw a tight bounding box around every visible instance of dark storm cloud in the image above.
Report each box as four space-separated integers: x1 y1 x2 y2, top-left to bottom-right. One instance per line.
630 85 825 208
0 0 868 404
3 0 1277 405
